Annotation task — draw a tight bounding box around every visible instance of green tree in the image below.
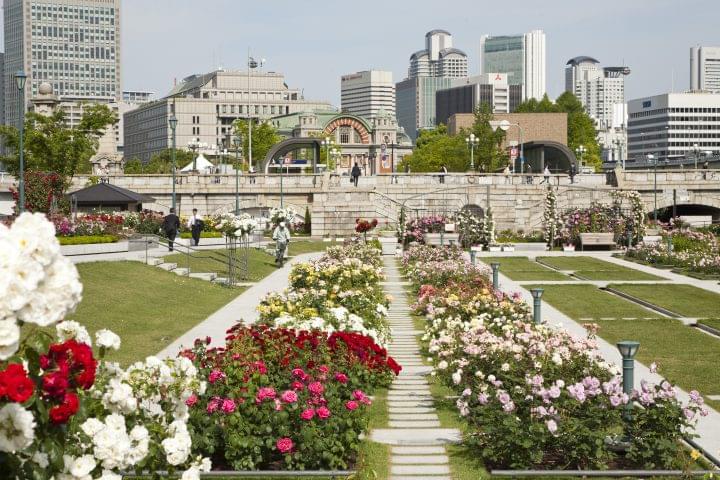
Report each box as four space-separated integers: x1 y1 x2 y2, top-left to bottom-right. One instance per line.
0 104 117 179
232 119 281 166
514 92 602 170
399 126 468 172
471 103 507 171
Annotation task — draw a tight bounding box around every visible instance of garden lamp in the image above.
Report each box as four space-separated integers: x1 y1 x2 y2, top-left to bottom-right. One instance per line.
530 288 544 324
617 340 640 422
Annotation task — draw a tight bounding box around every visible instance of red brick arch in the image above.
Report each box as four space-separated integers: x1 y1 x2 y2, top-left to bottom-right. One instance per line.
323 117 371 144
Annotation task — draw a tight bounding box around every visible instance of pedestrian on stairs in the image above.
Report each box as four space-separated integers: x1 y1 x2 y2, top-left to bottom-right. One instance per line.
187 208 204 246
162 208 180 251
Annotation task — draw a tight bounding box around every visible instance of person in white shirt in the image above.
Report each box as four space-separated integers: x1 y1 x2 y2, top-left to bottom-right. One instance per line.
541 165 551 184
272 221 291 267
187 208 204 246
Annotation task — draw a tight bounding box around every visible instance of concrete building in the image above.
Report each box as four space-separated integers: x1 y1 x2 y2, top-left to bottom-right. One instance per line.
3 0 121 129
565 56 630 161
122 90 154 103
123 69 334 163
435 73 523 126
480 30 546 101
628 91 720 161
397 29 469 141
340 70 395 119
0 53 5 127
268 109 412 174
690 46 720 93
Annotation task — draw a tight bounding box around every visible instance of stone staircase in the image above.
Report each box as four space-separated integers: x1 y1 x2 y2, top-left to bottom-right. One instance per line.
371 258 461 480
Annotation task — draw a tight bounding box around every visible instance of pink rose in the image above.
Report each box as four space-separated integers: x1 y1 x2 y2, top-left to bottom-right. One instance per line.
185 394 198 407
334 373 349 384
281 390 298 403
221 399 236 414
276 437 294 454
208 369 226 384
308 382 325 396
255 386 277 403
318 365 329 374
292 368 306 379
345 400 359 411
291 381 305 391
316 406 331 419
352 389 366 401
274 399 283 411
300 408 315 420
206 397 221 413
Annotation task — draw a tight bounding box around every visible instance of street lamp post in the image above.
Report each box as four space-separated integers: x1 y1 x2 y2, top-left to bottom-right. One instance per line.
616 341 640 422
494 120 524 173
247 53 265 173
275 157 284 208
329 148 340 172
15 70 27 213
575 145 587 167
168 115 178 211
693 143 700 169
647 153 657 222
531 288 544 324
322 137 333 168
490 263 500 290
233 134 242 214
465 133 479 171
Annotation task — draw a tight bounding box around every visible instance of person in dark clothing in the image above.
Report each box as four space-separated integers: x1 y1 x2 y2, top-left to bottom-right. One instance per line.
703 161 709 180
525 164 533 184
569 162 577 184
162 208 180 251
351 163 361 187
187 208 204 246
439 164 447 184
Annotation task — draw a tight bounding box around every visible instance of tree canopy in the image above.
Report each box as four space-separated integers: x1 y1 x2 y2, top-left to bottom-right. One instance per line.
124 149 197 174
515 92 602 170
0 104 117 178
232 119 281 167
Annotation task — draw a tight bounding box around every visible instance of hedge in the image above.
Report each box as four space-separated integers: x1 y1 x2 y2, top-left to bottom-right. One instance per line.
57 235 119 245
179 231 223 239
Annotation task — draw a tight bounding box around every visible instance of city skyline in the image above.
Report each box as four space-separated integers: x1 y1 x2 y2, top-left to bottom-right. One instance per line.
0 0 718 107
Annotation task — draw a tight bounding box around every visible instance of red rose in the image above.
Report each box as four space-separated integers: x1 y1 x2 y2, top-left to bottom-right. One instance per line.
43 371 69 398
276 437 294 453
0 364 35 403
49 392 79 424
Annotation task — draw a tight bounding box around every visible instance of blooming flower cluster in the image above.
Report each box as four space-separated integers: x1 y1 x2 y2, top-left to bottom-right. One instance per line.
404 244 706 470
214 211 256 238
627 229 720 275
402 215 447 244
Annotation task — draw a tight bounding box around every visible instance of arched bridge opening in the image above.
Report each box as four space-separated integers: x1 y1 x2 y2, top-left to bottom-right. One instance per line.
261 138 321 173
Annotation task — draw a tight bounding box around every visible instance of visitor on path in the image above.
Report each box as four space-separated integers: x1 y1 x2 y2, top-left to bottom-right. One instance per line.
569 162 577 184
187 208 204 246
703 161 709 180
525 164 533 184
162 208 180 252
503 164 511 184
272 221 291 267
351 162 362 187
541 165 551 184
439 164 448 184
249 165 256 184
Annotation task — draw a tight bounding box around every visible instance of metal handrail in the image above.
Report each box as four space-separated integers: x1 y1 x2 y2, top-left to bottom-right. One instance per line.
491 470 720 477
121 470 355 478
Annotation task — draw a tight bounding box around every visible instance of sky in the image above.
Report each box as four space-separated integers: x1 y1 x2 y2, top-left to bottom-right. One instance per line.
3 0 720 106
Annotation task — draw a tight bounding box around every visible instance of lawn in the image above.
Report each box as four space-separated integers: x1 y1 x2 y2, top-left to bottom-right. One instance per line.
525 284 663 320
608 283 720 318
537 256 664 281
480 256 571 281
594 318 720 410
60 262 239 365
698 318 720 332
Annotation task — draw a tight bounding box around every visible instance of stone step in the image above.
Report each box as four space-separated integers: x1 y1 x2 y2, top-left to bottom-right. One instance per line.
389 413 439 421
146 257 164 266
391 455 448 465
392 446 446 456
391 385 431 392
390 476 451 480
172 267 190 276
391 464 451 475
389 420 442 428
156 262 177 271
389 406 437 414
189 272 218 281
392 380 428 385
371 428 462 446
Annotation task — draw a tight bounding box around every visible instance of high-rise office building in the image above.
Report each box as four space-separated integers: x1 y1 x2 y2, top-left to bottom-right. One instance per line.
480 29 546 101
690 46 720 93
435 73 523 126
3 0 121 129
565 56 630 160
341 70 395 119
398 30 468 140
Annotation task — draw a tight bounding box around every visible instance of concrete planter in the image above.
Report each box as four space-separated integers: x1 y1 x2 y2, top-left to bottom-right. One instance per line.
488 245 502 252
61 240 129 256
563 245 576 252
378 237 398 255
425 232 460 247
501 245 516 252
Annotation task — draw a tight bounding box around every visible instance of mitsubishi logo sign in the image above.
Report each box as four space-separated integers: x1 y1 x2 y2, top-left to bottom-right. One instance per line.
495 74 503 81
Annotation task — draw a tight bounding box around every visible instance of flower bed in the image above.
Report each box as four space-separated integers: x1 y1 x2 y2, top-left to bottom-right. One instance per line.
626 229 720 276
403 244 707 470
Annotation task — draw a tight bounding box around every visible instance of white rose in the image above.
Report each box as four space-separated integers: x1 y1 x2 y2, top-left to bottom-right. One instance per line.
98 471 123 480
0 403 36 453
56 321 92 345
95 329 121 350
0 319 20 360
66 454 96 477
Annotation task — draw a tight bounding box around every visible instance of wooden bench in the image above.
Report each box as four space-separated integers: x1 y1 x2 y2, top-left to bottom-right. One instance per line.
579 232 616 251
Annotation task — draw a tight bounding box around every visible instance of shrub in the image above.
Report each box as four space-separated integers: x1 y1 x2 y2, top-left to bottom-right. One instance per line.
180 231 223 239
57 235 119 245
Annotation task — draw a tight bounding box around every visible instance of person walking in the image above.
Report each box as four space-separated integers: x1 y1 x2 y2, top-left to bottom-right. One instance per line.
249 165 256 184
272 221 291 267
351 162 361 187
525 164 533 184
540 165 551 184
162 208 180 251
187 208 204 246
569 162 577 184
503 164 511 184
703 161 709 180
439 164 448 184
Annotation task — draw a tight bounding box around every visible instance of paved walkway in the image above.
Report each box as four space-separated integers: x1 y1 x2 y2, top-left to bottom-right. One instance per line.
370 258 460 480
156 252 322 358
482 253 720 464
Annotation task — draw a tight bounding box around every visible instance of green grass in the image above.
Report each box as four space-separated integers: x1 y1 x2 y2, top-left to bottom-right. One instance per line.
480 257 571 281
61 262 239 365
537 256 664 281
594 318 720 410
698 318 720 332
446 444 490 480
608 283 720 318
164 241 327 282
525 284 662 320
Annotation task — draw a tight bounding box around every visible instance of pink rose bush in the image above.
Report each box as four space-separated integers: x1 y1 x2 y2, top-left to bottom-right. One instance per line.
627 229 720 276
404 245 706 469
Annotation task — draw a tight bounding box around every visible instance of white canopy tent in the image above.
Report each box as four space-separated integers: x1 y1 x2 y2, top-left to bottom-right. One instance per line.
180 154 215 173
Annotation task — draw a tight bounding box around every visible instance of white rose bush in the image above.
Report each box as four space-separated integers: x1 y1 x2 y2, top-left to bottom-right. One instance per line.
403 244 707 470
0 213 210 479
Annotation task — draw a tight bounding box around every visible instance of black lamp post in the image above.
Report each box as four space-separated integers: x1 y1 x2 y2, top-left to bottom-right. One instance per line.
168 114 178 211
15 70 27 213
